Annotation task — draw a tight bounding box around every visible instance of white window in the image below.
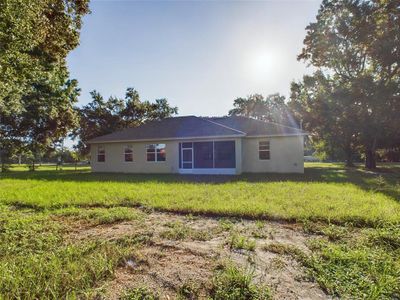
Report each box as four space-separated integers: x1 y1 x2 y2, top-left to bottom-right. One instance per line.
146 144 166 162
97 146 105 162
259 141 270 160
124 145 133 162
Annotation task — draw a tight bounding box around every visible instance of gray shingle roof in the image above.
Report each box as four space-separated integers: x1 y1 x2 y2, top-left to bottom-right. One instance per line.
87 116 244 144
208 116 305 136
87 115 305 144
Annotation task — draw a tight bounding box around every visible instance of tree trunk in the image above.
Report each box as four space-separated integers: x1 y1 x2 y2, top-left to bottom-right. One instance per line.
365 137 377 169
330 144 335 162
365 149 377 169
345 152 354 167
344 142 354 167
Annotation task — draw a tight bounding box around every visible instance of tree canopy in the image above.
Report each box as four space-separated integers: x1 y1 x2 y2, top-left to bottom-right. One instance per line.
0 0 90 114
72 88 178 155
290 0 400 168
0 0 90 170
229 93 296 127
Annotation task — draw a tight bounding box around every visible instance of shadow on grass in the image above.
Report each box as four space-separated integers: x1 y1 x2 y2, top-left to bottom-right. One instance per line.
1 163 399 202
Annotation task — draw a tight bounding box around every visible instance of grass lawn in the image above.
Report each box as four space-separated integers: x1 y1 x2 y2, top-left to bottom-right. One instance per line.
1 162 399 225
0 162 399 299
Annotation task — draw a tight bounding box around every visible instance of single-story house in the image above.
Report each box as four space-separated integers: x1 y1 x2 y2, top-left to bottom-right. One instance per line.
87 115 306 174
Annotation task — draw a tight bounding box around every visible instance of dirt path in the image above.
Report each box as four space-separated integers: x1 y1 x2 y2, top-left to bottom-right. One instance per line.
66 210 330 299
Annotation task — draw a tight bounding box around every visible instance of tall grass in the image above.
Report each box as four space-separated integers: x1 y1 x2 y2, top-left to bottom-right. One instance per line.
0 207 134 299
304 227 400 299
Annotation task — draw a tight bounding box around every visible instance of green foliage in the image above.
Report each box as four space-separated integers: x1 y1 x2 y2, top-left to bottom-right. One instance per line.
120 287 160 300
302 221 359 242
0 0 89 113
0 163 10 172
0 209 63 257
263 225 400 299
263 243 304 258
291 0 400 169
56 207 144 225
210 264 271 300
250 221 269 238
0 207 131 299
229 93 293 126
219 218 235 231
228 232 256 251
304 231 400 299
365 225 400 251
177 280 200 299
73 88 178 155
255 220 264 230
312 140 338 162
160 221 211 241
160 221 190 240
289 71 358 166
0 0 90 168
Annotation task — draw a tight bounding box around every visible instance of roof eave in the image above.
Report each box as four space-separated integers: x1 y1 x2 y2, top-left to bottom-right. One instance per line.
245 133 308 138
87 134 246 144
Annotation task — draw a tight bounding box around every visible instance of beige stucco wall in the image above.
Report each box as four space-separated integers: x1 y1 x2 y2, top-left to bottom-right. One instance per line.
90 136 303 174
90 140 180 173
242 136 304 173
90 137 243 174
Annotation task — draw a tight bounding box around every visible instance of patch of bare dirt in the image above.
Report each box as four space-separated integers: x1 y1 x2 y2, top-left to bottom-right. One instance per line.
63 210 331 299
104 243 216 299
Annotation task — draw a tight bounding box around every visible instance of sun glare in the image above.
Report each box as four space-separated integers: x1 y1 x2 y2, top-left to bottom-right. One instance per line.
245 49 281 82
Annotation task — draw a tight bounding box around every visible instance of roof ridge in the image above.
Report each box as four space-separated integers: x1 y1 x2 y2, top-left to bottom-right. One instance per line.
199 116 246 135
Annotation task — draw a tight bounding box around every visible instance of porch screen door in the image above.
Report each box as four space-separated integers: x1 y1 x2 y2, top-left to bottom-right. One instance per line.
181 142 193 169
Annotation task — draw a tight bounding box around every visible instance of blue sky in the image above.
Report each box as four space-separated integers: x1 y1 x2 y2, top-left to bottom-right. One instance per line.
67 0 320 117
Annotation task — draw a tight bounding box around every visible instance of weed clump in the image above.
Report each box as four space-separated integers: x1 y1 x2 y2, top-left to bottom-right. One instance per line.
160 221 211 241
210 264 271 299
262 243 304 258
120 287 159 300
365 225 400 250
228 232 256 251
57 206 144 225
178 280 200 299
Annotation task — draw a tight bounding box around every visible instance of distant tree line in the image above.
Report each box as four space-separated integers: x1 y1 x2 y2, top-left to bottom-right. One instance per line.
228 93 296 127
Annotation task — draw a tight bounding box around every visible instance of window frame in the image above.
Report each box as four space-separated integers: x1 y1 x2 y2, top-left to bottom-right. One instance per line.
123 145 134 162
258 140 270 160
146 143 166 162
97 145 105 162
